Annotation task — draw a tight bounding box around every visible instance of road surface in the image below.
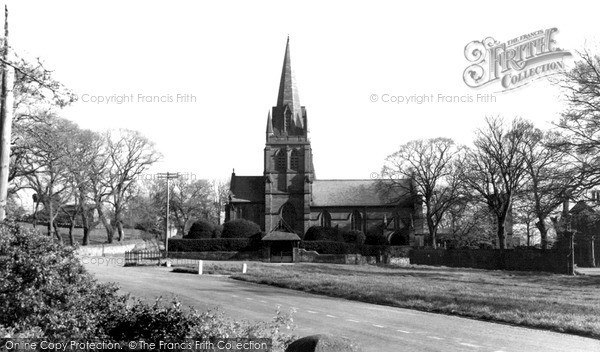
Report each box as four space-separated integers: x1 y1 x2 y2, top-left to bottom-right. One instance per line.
83 258 600 352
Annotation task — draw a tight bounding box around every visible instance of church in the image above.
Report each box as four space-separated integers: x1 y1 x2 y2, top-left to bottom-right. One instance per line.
225 39 424 246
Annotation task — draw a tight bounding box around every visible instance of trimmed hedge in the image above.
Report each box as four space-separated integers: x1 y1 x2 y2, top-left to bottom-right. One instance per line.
169 238 260 252
342 230 366 245
221 219 261 238
410 248 568 274
185 221 215 239
304 226 343 242
365 232 389 245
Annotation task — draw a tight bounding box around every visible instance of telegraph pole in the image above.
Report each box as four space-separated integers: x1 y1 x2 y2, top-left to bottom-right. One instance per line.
0 6 14 221
156 172 180 259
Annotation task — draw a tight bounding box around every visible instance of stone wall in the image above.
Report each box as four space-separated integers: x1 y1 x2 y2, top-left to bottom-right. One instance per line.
75 239 158 256
294 248 411 266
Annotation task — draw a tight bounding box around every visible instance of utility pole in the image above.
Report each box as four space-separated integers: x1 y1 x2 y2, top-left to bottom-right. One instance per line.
156 172 180 259
0 6 14 221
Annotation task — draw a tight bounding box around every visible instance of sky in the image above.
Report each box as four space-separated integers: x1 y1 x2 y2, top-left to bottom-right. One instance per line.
4 0 598 181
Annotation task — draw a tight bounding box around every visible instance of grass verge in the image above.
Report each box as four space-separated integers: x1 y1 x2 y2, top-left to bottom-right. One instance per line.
230 263 600 339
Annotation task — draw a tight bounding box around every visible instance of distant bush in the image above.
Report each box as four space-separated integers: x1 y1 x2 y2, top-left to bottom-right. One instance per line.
169 238 261 252
185 220 215 239
341 230 366 245
221 219 261 238
304 226 343 242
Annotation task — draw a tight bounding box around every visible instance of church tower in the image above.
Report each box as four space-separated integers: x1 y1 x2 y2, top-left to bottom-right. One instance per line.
264 37 314 234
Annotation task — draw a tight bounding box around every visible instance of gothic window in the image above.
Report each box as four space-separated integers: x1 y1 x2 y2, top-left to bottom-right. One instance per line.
351 210 362 231
275 149 286 172
281 202 296 230
290 149 300 171
320 210 331 228
394 212 401 231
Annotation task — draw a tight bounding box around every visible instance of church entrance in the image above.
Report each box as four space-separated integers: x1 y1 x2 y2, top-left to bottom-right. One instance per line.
269 241 294 263
261 230 301 263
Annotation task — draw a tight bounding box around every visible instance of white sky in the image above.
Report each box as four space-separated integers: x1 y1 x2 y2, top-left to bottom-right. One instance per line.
5 0 598 181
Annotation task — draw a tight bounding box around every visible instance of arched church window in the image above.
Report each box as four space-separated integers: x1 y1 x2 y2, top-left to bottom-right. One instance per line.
320 210 331 228
351 210 362 231
290 149 300 171
276 149 286 172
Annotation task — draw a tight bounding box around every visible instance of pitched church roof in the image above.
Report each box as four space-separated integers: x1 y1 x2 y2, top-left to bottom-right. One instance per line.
311 179 412 207
229 174 265 203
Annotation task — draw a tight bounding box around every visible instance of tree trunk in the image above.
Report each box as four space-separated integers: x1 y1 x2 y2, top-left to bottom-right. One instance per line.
526 222 531 247
536 219 549 250
497 217 507 250
68 220 75 246
96 205 113 243
32 201 40 228
117 221 124 241
590 236 596 268
53 221 61 243
81 210 90 246
426 215 437 249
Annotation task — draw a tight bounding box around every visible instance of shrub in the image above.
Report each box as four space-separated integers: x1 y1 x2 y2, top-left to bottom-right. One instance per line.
304 226 342 242
185 220 216 239
365 232 389 246
0 222 296 350
110 302 296 350
221 219 261 238
169 238 260 252
341 230 366 245
0 222 127 339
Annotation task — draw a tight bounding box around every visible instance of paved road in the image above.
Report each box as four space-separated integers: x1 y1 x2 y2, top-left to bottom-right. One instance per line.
84 259 600 352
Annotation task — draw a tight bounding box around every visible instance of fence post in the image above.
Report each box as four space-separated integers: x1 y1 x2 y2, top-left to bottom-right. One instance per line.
197 260 203 275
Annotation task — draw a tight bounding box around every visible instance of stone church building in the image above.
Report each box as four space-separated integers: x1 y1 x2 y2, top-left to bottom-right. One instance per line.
226 39 423 246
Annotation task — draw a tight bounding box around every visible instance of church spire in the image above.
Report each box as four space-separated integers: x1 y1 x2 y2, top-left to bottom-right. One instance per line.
277 37 303 128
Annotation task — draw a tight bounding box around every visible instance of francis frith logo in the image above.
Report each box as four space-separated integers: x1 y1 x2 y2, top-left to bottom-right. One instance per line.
463 28 571 91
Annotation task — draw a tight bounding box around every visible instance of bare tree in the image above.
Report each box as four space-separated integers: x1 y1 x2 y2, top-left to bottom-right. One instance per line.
440 200 496 248
554 49 600 187
461 117 531 249
521 128 584 249
23 116 78 241
382 138 463 248
212 178 229 225
168 179 216 235
104 129 160 241
0 7 75 218
62 128 104 245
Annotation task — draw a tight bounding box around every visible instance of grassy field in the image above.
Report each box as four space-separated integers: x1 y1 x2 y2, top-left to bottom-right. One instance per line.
230 263 600 339
171 261 248 275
